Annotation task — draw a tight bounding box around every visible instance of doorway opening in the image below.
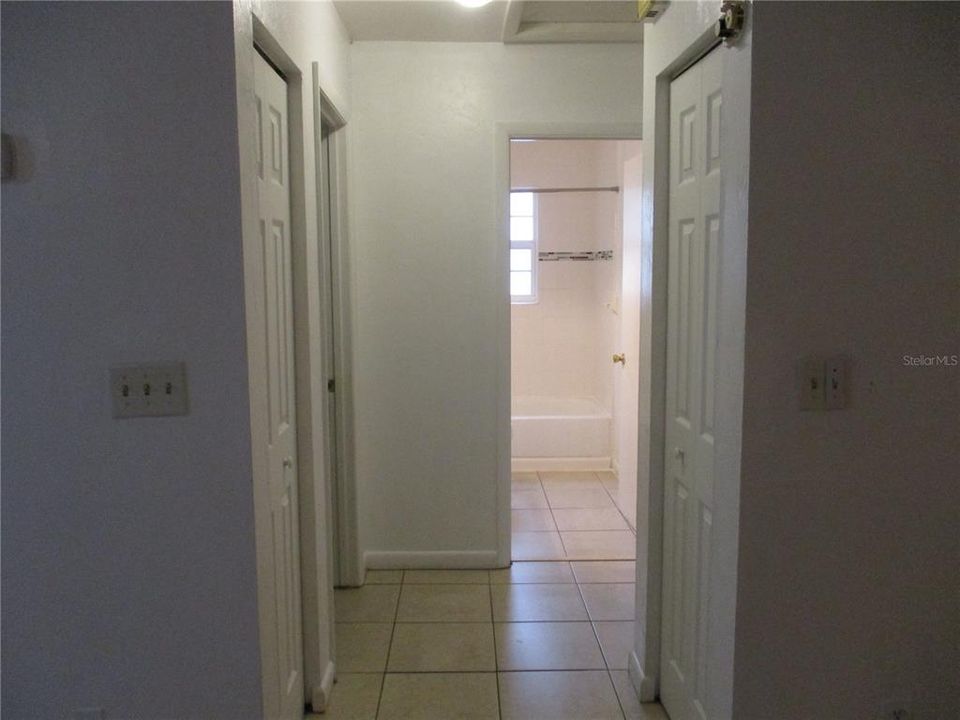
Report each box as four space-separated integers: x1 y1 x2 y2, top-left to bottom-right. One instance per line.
311 71 359 591
507 138 645 565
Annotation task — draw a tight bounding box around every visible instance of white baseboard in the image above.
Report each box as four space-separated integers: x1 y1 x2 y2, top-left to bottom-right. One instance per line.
512 456 613 472
628 650 657 703
310 660 336 713
363 550 500 570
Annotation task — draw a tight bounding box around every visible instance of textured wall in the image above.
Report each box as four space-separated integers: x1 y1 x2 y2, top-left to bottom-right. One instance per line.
348 42 642 560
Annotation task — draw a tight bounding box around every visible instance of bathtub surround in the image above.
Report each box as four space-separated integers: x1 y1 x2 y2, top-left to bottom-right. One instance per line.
512 397 612 472
511 140 621 409
511 140 639 471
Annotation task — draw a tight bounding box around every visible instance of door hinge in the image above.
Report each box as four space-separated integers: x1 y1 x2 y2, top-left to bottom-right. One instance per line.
716 0 746 45
327 378 335 392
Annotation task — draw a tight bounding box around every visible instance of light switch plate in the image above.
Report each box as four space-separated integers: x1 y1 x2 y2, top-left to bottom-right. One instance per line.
110 362 188 418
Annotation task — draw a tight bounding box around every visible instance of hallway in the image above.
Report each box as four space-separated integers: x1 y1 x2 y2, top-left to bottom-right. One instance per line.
513 471 637 561
324 564 664 719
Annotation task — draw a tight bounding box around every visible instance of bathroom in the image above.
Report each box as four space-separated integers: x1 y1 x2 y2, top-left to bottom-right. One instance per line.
510 138 645 562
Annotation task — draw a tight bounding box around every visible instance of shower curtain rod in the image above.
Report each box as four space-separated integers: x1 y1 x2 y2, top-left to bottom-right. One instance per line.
510 186 620 194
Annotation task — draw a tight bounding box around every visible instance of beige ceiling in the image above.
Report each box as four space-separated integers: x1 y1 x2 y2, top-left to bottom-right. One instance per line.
333 0 647 43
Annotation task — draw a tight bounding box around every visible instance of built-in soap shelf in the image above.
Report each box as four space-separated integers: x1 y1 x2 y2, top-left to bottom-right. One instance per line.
539 250 613 262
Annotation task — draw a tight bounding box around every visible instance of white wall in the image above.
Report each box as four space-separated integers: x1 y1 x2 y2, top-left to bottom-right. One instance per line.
733 3 960 719
1 3 260 717
348 42 642 566
1 1 353 717
510 140 621 414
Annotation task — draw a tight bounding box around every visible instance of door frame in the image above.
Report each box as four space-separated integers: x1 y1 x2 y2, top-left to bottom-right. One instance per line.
494 122 641 568
234 15 340 715
311 72 361 589
631 6 752 715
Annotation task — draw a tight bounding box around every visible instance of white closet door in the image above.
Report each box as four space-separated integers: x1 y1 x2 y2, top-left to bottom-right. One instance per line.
253 50 304 720
661 46 722 720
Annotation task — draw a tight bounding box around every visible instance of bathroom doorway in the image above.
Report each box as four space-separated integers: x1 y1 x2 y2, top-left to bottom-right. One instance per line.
507 138 645 563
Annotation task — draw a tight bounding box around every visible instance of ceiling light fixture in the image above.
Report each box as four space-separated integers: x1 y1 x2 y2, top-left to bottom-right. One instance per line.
456 0 492 8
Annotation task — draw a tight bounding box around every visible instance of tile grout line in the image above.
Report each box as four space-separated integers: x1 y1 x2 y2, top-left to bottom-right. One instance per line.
373 572 404 719
539 470 571 561
596 469 639 537
573 564 629 720
487 575 503 719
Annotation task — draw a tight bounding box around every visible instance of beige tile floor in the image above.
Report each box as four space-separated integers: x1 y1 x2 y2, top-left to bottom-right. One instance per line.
318 566 666 720
512 471 637 561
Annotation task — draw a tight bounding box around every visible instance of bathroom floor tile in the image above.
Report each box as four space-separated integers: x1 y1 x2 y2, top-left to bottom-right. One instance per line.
498 670 623 720
610 671 671 720
334 623 393 672
491 582 587 621
571 560 636 584
594 621 634 669
378 673 499 720
334 585 400 623
364 569 403 585
512 508 558 532
388 623 495 672
552 508 629 531
495 621 604 670
596 470 618 492
313 673 382 720
539 471 601 489
512 488 549 509
402 569 489 584
490 561 574 584
512 531 565 561
601 479 621 499
396 584 491 622
545 487 615 509
511 472 541 489
561 530 636 559
580 583 636 621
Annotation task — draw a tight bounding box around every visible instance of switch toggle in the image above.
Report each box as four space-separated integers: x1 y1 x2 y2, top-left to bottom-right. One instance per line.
824 356 849 409
110 362 189 418
798 356 825 411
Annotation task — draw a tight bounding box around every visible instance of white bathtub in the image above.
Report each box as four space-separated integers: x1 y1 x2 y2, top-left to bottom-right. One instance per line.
511 396 612 471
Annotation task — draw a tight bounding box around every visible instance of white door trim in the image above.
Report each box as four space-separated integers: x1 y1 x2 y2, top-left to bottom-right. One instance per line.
494 122 641 568
311 70 362 589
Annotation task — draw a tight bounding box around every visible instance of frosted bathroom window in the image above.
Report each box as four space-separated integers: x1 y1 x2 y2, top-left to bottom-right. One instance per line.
510 191 534 216
510 271 533 297
510 191 538 304
511 248 532 272
510 216 534 242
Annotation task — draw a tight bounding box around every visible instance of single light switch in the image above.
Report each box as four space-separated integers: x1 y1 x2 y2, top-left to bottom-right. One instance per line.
110 362 188 418
824 356 849 409
797 356 825 411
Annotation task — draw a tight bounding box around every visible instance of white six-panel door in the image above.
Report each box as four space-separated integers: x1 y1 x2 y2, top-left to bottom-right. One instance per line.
661 46 722 720
253 51 304 720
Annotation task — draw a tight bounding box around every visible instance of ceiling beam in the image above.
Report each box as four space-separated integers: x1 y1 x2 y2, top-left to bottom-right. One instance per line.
501 0 525 43
504 21 644 44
